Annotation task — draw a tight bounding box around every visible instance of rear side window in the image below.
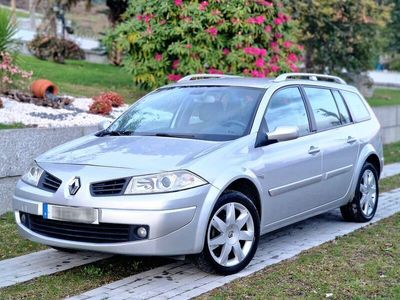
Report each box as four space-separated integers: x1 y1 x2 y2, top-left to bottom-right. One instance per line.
332 90 351 124
340 90 370 122
264 87 310 136
304 87 341 131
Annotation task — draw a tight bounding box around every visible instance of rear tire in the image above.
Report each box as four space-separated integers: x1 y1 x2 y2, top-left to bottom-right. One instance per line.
191 191 260 275
340 163 379 222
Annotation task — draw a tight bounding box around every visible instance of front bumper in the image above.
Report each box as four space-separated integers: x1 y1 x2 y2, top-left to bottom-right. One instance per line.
13 178 219 256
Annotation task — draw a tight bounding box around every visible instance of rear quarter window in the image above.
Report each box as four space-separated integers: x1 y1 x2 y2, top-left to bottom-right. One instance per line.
340 90 370 122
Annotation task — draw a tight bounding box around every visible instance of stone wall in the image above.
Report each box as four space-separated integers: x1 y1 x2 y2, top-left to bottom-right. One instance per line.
0 126 97 215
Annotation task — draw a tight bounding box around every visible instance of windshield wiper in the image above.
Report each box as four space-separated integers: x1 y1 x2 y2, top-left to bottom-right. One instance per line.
153 133 196 139
97 130 134 137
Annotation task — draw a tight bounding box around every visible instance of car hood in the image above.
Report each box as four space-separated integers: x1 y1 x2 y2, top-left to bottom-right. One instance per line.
36 134 225 172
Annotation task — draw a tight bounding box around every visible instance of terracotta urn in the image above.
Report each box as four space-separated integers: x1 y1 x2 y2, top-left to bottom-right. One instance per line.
31 79 59 99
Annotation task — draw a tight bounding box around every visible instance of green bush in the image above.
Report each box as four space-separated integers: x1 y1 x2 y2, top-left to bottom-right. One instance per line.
287 0 390 75
105 0 302 89
28 35 85 64
0 8 17 53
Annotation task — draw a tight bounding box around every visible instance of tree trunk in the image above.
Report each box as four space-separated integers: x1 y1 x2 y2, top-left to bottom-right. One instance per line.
29 0 36 29
10 0 16 25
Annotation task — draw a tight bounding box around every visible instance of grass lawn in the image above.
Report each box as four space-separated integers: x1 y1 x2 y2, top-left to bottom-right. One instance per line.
0 123 24 130
384 141 400 165
0 212 46 260
17 55 146 103
201 212 400 300
367 88 400 107
0 255 169 299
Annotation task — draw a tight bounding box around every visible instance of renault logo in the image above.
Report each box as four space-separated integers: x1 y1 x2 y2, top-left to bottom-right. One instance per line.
68 177 81 195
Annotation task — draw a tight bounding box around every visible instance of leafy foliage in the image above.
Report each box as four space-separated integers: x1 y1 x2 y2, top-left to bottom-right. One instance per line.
286 0 390 75
93 91 125 107
28 35 85 64
0 8 17 53
105 0 302 89
386 0 400 54
0 52 32 93
89 97 113 115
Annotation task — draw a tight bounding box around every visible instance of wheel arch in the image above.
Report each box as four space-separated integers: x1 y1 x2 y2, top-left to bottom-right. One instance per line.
224 178 262 219
348 144 383 202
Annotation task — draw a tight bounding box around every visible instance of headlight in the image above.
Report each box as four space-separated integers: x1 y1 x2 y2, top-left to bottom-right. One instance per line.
21 162 44 187
124 170 207 194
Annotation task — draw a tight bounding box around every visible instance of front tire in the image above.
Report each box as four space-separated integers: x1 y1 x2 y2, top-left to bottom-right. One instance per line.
340 162 379 222
192 191 260 275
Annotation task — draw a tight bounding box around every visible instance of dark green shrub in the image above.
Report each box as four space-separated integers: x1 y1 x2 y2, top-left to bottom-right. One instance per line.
28 35 85 64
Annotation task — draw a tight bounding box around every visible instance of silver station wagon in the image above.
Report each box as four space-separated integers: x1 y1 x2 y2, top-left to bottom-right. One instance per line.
13 73 383 274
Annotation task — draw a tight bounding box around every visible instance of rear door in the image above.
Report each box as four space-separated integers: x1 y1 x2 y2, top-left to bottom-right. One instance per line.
302 86 359 204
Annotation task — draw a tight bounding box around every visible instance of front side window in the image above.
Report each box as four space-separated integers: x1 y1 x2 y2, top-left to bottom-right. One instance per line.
264 87 310 136
341 90 370 122
304 87 341 131
107 86 264 141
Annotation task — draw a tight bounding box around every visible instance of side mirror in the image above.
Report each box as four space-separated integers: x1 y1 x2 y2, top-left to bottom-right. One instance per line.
267 126 299 142
98 120 112 131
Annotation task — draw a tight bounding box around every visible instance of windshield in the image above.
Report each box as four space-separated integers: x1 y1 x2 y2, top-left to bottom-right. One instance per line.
106 86 265 141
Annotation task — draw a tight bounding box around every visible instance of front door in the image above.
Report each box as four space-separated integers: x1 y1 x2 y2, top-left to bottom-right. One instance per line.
257 86 323 227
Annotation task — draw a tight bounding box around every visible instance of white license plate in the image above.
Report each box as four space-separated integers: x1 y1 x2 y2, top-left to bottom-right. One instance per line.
43 204 99 224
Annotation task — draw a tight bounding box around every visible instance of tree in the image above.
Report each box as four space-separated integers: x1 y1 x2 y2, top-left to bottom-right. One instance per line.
286 0 390 75
105 0 303 89
386 0 400 53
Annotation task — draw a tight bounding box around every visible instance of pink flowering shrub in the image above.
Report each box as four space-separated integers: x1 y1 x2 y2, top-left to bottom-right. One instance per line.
105 0 302 89
0 52 32 93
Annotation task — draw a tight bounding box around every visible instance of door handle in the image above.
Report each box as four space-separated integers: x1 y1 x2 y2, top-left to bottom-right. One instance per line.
347 136 357 144
308 146 320 155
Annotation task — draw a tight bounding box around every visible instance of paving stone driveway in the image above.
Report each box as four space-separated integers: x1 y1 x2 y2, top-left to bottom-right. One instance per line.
0 250 110 289
68 188 400 300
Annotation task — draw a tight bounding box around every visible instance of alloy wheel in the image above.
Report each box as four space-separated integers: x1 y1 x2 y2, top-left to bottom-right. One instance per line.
359 169 377 217
207 202 255 267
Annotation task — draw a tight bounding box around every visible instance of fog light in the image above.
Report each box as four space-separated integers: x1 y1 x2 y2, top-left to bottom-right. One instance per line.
20 213 27 225
137 226 148 238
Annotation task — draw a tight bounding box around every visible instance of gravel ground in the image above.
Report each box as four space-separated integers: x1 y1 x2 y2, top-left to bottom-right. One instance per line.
0 96 128 128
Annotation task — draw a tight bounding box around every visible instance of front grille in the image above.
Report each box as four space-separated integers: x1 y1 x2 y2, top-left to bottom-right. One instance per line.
38 172 62 192
90 178 128 196
23 213 146 243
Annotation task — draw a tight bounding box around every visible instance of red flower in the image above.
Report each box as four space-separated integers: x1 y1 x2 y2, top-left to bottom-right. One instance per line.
136 15 143 21
273 18 283 25
154 53 163 61
283 41 292 48
186 44 192 49
289 64 298 72
247 16 265 25
206 26 218 37
270 64 280 72
254 0 273 6
275 33 283 39
209 68 223 74
172 59 180 69
167 74 182 81
223 48 230 55
174 0 183 6
264 25 272 33
251 70 265 78
199 1 208 10
255 58 265 68
287 53 298 63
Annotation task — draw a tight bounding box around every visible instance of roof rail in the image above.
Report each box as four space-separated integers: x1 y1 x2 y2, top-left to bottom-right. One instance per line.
177 73 241 83
274 73 347 85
